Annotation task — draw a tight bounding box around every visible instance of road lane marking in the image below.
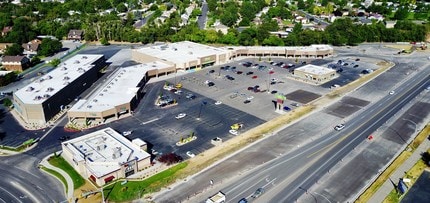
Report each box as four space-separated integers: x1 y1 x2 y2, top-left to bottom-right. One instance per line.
307 136 346 158
10 181 40 203
0 185 22 203
141 118 159 125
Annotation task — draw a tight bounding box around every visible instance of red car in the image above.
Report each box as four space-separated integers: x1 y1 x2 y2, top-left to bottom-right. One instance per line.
252 75 258 79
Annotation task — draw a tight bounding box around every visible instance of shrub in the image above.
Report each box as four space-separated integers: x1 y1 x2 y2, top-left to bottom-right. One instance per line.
157 153 183 165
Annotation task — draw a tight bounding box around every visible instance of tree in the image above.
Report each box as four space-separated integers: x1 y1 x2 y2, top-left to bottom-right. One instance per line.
49 58 61 67
4 43 23 56
157 152 182 165
38 38 62 56
394 7 409 20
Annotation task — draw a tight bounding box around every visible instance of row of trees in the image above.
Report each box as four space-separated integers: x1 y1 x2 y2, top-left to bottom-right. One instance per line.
0 1 428 48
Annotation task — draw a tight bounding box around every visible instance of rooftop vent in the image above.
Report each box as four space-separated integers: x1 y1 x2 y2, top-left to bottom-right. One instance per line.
99 93 104 96
46 87 54 92
93 99 98 102
38 78 45 83
63 76 70 80
34 96 42 100
87 105 92 109
103 89 108 92
188 51 193 55
112 147 122 159
43 94 50 98
26 86 34 92
63 81 70 85
107 86 111 88
61 67 67 71
74 60 80 64
46 75 53 80
82 56 88 59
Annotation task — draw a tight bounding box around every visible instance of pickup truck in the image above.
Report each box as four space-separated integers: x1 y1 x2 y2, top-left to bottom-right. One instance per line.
206 191 225 203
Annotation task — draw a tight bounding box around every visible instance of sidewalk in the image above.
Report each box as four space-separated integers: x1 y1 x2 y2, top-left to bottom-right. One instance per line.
368 139 430 203
39 153 75 202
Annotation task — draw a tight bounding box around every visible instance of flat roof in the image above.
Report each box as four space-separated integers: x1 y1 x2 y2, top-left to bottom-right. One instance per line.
69 62 171 113
228 44 333 52
14 54 104 104
62 127 150 177
135 41 228 64
295 64 336 75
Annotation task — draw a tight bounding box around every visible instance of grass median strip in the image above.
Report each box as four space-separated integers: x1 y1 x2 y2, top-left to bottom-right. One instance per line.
105 162 187 202
40 166 68 192
48 155 85 189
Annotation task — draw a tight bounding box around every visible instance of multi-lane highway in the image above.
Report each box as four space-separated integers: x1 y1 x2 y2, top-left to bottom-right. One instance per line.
153 60 430 202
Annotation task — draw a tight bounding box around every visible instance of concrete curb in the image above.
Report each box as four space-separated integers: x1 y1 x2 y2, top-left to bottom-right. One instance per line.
39 152 75 202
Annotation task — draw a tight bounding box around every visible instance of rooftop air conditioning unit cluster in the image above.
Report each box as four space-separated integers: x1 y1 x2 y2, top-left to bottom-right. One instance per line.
26 86 35 92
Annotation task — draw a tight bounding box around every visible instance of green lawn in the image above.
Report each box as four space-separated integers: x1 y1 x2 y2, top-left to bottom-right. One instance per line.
48 155 85 189
41 166 68 192
105 162 188 202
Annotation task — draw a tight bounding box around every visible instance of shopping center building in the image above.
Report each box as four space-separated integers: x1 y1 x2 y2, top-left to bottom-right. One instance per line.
13 54 106 125
61 127 151 186
67 62 170 125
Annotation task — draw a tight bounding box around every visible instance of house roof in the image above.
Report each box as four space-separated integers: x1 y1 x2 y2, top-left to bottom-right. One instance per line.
2 55 27 63
22 39 42 51
2 26 12 34
0 43 12 50
68 29 83 36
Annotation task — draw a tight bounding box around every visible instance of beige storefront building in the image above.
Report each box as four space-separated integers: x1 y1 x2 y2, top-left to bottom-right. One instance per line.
61 127 151 186
293 64 337 84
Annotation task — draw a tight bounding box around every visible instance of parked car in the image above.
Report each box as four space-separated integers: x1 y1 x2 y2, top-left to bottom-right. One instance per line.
186 151 195 158
244 100 251 104
389 91 395 95
334 124 345 131
291 103 301 107
123 131 133 136
186 93 196 99
209 70 215 73
283 106 291 111
246 71 254 75
175 113 187 119
58 135 70 141
215 101 222 105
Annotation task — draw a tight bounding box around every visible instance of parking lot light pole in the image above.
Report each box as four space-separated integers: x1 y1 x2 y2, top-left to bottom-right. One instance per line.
197 101 207 120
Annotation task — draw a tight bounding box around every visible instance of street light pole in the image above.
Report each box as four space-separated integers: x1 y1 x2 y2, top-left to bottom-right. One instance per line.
197 101 207 120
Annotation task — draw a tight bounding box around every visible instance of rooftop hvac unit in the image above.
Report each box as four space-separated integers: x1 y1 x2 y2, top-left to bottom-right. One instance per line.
93 99 98 102
26 86 34 91
46 75 53 80
43 94 50 98
46 87 54 92
74 60 80 64
99 93 103 96
87 105 92 109
112 147 121 159
82 56 88 59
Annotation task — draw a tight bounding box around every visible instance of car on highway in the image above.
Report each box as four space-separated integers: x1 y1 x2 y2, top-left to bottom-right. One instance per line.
251 188 265 198
238 198 248 203
186 151 195 158
389 91 395 95
123 130 133 136
175 113 187 119
334 124 345 131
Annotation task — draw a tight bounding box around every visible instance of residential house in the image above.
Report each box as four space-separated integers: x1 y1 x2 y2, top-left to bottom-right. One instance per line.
385 20 397 29
213 21 229 34
67 29 84 41
1 26 12 36
0 43 13 54
22 39 42 56
1 55 30 71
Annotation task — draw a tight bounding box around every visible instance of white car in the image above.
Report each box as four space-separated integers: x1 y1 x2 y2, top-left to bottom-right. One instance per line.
246 96 254 100
175 113 187 119
334 124 345 131
123 130 133 136
215 101 222 105
389 91 395 95
186 151 195 158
